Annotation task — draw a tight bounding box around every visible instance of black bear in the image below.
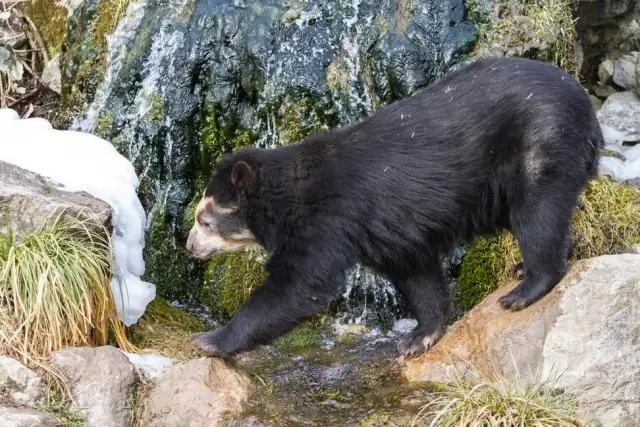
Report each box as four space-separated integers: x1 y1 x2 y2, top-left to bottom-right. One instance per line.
186 56 603 359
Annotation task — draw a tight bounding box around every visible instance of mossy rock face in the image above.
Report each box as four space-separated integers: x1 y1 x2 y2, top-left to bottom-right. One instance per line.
51 0 135 128
467 0 579 76
200 249 269 320
19 0 69 58
273 322 321 354
142 208 206 304
456 176 640 310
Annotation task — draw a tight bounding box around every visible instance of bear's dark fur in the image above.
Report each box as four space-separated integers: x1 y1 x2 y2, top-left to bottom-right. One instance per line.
186 56 604 358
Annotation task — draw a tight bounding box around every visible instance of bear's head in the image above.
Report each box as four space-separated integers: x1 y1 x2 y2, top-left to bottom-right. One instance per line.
186 155 258 260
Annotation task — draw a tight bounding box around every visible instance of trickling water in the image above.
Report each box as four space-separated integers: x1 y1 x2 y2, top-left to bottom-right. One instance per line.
71 0 149 133
63 0 475 324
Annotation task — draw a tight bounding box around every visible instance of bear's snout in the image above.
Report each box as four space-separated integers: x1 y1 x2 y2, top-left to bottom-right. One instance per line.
185 228 197 254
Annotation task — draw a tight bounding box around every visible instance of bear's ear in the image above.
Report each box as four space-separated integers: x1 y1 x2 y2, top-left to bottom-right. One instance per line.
230 160 253 192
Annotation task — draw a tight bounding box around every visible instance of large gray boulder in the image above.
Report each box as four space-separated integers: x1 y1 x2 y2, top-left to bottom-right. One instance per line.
0 161 111 238
404 254 640 427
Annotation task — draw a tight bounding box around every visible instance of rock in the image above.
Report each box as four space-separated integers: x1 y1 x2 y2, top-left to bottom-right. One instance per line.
0 356 44 408
0 406 62 427
574 0 638 28
0 27 26 50
121 351 173 381
589 94 603 110
612 51 640 90
0 46 23 82
598 58 615 84
597 91 640 146
41 55 61 94
227 416 264 427
51 346 137 427
139 357 250 427
0 160 111 238
57 0 85 16
404 254 640 427
592 83 617 99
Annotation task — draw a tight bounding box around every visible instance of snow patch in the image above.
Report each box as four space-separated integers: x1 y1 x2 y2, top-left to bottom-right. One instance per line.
0 108 155 326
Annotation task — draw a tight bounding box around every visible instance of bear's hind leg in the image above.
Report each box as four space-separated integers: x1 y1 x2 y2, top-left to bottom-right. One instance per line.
392 264 451 358
499 191 575 310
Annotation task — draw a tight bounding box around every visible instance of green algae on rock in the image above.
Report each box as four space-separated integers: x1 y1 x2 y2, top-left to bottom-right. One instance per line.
19 0 69 58
201 249 268 320
127 297 208 360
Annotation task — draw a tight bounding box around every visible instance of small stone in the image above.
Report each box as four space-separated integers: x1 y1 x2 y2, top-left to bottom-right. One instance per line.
592 84 617 99
597 91 640 146
598 59 614 84
0 356 44 408
612 52 639 90
41 55 61 94
0 406 62 427
51 346 137 427
0 46 23 82
139 357 250 427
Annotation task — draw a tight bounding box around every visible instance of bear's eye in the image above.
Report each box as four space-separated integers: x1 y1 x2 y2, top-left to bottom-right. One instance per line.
199 217 215 229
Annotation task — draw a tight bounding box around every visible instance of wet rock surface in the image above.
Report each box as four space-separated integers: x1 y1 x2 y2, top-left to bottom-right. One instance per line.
403 254 640 427
233 332 435 426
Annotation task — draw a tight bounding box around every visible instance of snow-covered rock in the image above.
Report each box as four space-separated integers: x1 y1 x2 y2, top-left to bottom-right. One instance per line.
0 108 154 325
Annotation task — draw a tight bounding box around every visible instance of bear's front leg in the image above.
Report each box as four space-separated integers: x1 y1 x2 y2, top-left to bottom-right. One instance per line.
192 273 342 358
391 264 452 358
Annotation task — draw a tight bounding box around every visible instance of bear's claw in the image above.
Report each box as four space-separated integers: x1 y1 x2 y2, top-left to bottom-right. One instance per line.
398 328 445 359
192 330 226 356
510 261 525 280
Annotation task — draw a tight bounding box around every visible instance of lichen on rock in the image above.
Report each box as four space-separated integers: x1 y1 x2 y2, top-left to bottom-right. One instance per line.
468 0 579 75
19 0 69 58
